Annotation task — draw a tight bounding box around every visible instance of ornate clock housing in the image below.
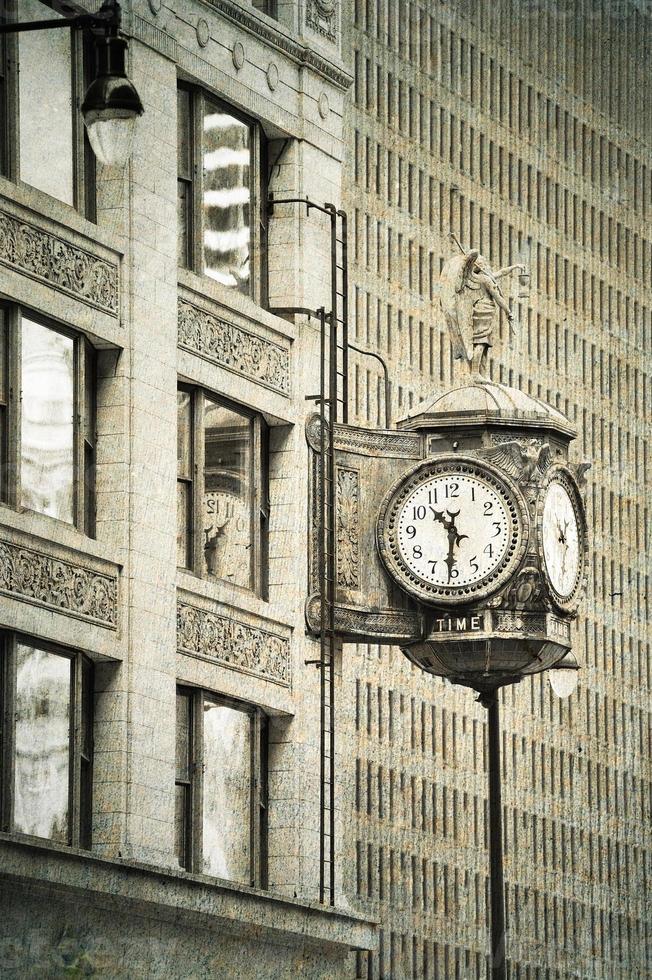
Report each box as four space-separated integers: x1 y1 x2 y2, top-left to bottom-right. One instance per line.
377 456 529 606
538 467 587 612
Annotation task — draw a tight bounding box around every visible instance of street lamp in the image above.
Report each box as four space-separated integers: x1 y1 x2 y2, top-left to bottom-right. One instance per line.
0 0 143 168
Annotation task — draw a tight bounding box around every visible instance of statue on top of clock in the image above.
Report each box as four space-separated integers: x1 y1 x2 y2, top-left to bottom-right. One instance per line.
440 234 527 379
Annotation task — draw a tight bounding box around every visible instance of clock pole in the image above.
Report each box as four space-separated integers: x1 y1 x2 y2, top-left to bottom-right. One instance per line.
479 687 506 980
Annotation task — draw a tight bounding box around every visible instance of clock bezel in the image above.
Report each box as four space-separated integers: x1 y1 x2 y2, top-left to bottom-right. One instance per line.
376 455 530 606
537 465 588 613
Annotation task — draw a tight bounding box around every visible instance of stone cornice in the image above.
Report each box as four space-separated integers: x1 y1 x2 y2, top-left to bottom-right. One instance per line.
200 0 351 90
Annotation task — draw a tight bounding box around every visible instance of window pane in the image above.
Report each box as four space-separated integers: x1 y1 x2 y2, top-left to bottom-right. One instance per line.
175 783 190 869
177 391 192 567
203 399 252 588
14 644 70 842
176 692 192 781
202 701 252 882
21 318 75 524
177 390 192 479
202 106 251 293
177 89 192 267
18 0 74 205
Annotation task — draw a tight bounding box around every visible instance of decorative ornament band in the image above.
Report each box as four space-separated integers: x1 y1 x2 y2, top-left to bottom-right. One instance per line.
336 467 359 589
0 540 118 628
178 298 290 395
305 594 423 642
177 599 291 686
0 209 119 316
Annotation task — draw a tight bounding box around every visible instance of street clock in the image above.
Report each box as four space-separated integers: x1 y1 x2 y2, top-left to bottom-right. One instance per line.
377 457 529 606
539 467 587 613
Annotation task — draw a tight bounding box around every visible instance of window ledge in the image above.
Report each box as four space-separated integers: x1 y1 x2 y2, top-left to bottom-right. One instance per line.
178 267 297 346
0 503 122 572
0 176 123 260
0 834 376 955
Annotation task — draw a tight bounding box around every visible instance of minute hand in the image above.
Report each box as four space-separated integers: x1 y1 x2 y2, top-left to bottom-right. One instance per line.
432 509 468 582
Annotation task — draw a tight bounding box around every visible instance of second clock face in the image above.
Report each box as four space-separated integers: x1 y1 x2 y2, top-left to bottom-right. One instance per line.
378 457 527 605
397 475 510 587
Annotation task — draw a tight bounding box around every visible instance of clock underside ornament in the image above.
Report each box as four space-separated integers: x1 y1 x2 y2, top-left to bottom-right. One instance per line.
377 456 529 606
538 466 587 614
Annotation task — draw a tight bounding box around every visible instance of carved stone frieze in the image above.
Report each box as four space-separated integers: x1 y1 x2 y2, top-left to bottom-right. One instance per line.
177 600 291 686
178 298 290 395
0 540 118 628
333 423 421 459
336 468 359 588
306 0 337 41
0 209 119 315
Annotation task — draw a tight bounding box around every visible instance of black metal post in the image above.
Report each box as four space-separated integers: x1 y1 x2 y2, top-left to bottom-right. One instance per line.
482 688 506 980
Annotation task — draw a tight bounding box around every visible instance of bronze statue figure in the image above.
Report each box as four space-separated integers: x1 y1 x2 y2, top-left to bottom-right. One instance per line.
439 235 526 378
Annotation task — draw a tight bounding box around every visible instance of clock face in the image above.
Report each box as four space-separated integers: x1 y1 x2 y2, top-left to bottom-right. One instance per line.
541 477 583 603
397 475 510 587
378 457 528 605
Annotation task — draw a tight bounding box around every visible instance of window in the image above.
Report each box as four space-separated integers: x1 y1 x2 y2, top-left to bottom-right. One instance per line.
0 634 93 848
177 385 268 594
251 0 278 16
175 687 267 886
0 307 96 533
177 83 267 302
1 0 95 215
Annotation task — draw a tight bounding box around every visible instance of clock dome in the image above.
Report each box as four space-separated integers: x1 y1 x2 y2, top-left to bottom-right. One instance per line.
398 379 576 441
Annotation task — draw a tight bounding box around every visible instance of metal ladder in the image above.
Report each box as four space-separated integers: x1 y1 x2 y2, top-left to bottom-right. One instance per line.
268 198 349 905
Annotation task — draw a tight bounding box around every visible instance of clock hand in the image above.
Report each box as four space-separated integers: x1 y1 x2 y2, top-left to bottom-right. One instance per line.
432 509 468 582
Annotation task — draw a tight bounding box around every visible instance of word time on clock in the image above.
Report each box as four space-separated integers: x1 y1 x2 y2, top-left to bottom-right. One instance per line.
396 474 510 587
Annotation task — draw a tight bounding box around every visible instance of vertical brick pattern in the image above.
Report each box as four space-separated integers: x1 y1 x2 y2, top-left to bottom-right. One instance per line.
343 2 652 977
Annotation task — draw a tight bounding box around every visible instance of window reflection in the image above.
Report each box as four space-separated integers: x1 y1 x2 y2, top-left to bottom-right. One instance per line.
19 0 74 204
202 108 251 293
203 400 252 588
202 701 252 882
21 318 75 524
14 644 70 842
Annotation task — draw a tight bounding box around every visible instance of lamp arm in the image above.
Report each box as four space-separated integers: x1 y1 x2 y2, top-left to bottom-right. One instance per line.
0 1 120 35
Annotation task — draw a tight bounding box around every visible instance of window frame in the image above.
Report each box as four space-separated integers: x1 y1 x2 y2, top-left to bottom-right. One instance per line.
0 0 96 219
0 631 94 849
177 80 268 306
177 383 269 598
0 303 96 535
175 685 268 888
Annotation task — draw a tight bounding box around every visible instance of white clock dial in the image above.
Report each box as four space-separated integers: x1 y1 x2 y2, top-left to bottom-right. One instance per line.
378 457 527 605
397 475 510 587
542 480 581 599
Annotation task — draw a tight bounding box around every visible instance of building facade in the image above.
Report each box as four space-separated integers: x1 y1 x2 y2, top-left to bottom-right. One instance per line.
342 1 652 978
0 0 375 976
1 1 651 978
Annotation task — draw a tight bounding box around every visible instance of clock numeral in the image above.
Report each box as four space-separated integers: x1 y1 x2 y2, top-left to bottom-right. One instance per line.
412 505 426 520
445 482 459 498
483 501 494 516
405 525 416 539
412 545 422 559
449 567 459 579
428 559 437 572
470 556 479 573
470 486 476 501
427 488 438 505
492 522 502 537
483 543 493 558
